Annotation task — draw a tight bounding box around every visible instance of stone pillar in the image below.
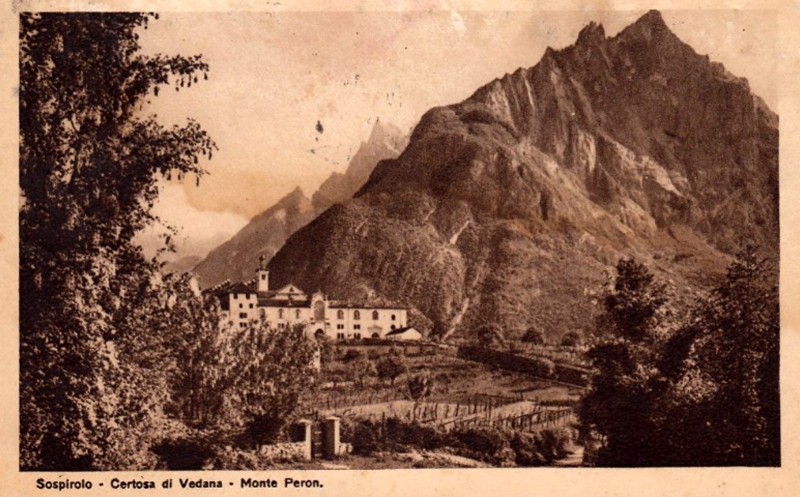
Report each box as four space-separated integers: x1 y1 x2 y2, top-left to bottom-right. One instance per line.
322 416 340 460
297 419 313 461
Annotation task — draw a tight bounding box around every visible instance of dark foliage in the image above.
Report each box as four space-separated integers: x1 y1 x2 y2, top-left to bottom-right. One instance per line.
458 346 562 381
19 12 214 470
580 250 779 466
376 351 407 385
521 327 546 345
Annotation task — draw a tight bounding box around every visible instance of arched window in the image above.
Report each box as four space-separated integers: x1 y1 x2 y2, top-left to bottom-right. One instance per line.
278 309 284 319
295 309 301 319
391 314 396 321
372 310 379 320
337 310 344 319
354 310 360 320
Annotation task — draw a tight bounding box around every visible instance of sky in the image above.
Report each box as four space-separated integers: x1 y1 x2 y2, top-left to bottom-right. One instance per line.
134 8 778 262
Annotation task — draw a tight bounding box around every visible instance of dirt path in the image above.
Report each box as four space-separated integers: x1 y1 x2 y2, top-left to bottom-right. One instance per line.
552 444 584 467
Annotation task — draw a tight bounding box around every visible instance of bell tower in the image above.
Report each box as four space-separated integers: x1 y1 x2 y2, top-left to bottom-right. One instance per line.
256 255 269 292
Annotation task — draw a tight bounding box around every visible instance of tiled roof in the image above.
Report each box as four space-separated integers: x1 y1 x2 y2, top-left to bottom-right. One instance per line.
386 326 417 336
206 279 407 311
227 282 256 295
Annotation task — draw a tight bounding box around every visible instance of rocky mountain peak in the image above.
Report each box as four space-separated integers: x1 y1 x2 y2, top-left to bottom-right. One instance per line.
194 121 407 288
367 119 403 146
576 21 605 45
267 12 777 341
616 10 680 46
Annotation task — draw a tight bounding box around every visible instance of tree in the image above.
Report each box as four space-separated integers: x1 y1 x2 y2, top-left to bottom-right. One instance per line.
407 372 434 401
560 331 581 347
376 352 407 386
580 250 780 466
155 274 230 429
522 327 546 345
19 13 214 470
348 357 378 389
579 259 669 466
225 322 319 447
665 246 779 465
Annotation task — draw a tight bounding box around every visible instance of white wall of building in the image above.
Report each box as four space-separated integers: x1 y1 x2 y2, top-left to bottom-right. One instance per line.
218 277 408 340
228 291 259 328
328 307 407 340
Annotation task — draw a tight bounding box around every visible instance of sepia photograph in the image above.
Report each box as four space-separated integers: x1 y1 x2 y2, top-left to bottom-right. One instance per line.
8 0 794 489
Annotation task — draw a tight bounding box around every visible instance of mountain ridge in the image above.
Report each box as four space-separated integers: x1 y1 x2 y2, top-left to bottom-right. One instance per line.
267 10 778 341
193 120 408 288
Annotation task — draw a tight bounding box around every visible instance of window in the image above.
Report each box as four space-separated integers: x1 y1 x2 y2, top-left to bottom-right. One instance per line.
239 322 247 329
354 333 361 339
239 313 247 319
391 314 396 321
261 273 266 280
337 324 344 330
337 333 345 340
239 303 243 309
354 324 361 330
235 293 239 299
391 325 396 330
296 309 301 319
354 310 360 320
372 310 379 320
337 310 344 320
249 303 254 309
279 309 284 319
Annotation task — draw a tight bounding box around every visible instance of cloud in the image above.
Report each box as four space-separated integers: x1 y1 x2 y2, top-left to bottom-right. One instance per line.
136 182 249 262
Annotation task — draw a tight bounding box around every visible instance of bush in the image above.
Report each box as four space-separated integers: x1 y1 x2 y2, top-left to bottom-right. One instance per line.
508 428 573 466
522 328 546 345
539 428 572 461
152 437 216 470
510 432 547 466
343 349 366 362
561 331 581 347
385 418 449 451
531 357 556 378
350 420 384 456
452 427 514 465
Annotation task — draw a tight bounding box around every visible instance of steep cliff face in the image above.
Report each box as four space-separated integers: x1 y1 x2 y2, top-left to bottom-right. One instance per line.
268 11 778 340
193 121 407 288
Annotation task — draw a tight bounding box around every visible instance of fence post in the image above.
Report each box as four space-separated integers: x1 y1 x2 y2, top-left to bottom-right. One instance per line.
297 419 313 461
322 416 341 460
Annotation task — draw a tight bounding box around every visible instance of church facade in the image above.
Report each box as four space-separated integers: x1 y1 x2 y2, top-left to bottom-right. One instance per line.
210 262 410 341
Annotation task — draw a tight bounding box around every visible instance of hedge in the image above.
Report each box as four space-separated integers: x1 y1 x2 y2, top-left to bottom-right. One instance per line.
347 416 575 466
458 346 591 386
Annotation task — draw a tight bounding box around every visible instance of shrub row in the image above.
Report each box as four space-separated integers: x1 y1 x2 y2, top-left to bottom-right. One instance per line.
554 363 591 387
458 346 556 378
344 416 575 467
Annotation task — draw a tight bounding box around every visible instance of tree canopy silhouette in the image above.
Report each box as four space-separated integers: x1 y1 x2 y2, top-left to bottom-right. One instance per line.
19 13 214 470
